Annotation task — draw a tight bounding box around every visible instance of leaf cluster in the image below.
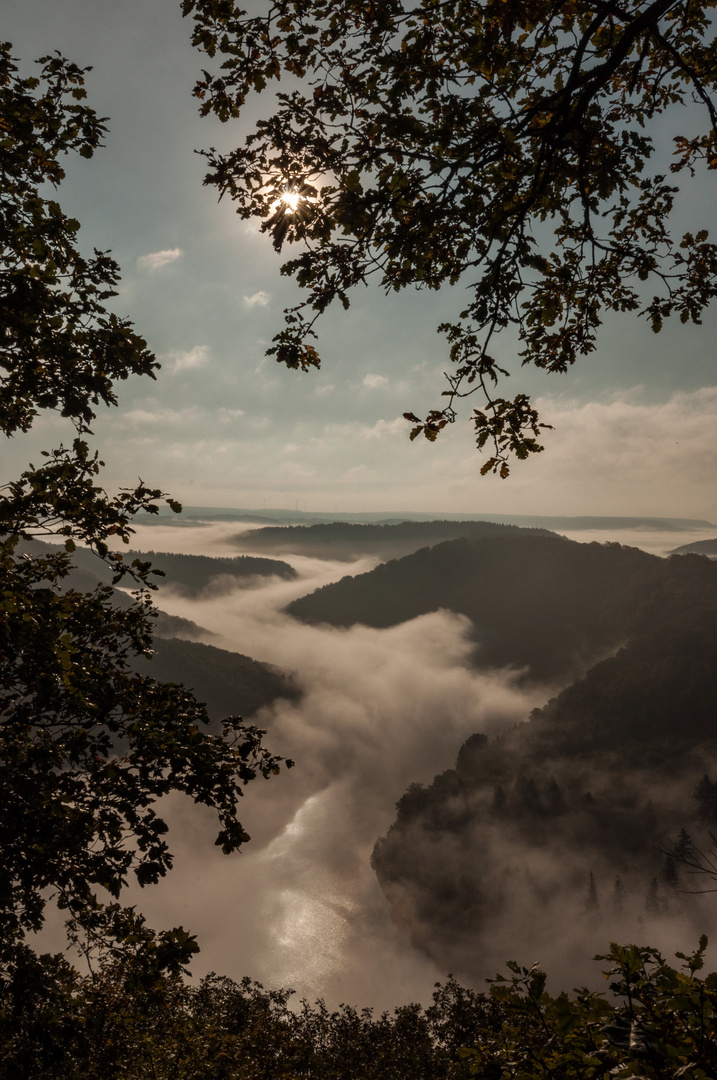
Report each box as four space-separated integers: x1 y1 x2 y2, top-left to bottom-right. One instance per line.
471 939 717 1079
0 46 158 435
183 0 717 472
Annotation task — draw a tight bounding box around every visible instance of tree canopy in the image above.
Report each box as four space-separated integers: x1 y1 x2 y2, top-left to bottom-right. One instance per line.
2 937 717 1079
183 0 717 474
0 43 289 968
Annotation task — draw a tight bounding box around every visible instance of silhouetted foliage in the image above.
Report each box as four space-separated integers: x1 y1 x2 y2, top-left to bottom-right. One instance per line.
0 44 289 965
184 0 717 473
661 828 717 894
2 939 717 1079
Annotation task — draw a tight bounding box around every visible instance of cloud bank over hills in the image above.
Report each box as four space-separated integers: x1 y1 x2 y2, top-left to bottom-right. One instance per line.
29 516 715 1008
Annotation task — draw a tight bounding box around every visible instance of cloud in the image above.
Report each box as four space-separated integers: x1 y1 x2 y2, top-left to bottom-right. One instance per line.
161 345 210 374
395 386 717 521
363 374 388 389
360 417 406 440
342 464 370 481
136 248 183 270
518 387 717 517
279 460 316 481
68 385 717 524
217 407 245 424
122 405 200 427
244 291 271 307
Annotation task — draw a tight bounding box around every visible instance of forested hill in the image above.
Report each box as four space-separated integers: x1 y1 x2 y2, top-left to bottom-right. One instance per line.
229 519 555 562
286 534 711 682
132 638 299 722
669 537 717 557
19 538 295 594
372 638 717 980
371 548 717 981
122 549 296 595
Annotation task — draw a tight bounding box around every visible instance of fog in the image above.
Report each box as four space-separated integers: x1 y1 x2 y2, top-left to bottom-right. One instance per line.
95 520 717 1007
557 526 711 557
373 751 717 995
115 523 545 1008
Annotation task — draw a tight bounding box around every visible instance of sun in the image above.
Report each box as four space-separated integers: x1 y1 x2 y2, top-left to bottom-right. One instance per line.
281 189 301 213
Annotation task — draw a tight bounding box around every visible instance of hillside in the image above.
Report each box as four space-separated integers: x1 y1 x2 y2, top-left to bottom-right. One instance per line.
285 534 704 682
17 540 298 720
132 637 299 721
370 550 717 979
123 549 297 596
228 519 555 562
670 537 717 557
18 538 295 594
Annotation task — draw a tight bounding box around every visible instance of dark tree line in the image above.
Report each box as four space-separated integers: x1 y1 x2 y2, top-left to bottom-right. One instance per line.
3 938 717 1080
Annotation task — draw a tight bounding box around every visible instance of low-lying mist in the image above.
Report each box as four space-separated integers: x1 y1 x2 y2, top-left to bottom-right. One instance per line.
114 524 546 1008
110 522 717 1007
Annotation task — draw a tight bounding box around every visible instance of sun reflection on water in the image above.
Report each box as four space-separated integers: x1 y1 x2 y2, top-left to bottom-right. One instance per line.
261 793 358 991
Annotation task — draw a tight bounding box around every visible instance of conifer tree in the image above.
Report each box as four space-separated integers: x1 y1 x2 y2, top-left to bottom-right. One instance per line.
584 871 599 913
612 874 626 915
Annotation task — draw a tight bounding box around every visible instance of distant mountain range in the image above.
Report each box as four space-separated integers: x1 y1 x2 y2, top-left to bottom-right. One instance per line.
228 519 555 562
138 506 716 531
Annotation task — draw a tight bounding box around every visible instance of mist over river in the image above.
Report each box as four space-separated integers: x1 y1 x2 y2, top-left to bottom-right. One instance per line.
35 517 717 1009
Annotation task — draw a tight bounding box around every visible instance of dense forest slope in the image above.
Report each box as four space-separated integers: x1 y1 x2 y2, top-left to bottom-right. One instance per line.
57 543 295 594
286 534 706 682
132 637 298 721
21 540 295 595
370 545 717 979
18 540 298 720
229 520 554 562
670 537 717 557
122 549 297 595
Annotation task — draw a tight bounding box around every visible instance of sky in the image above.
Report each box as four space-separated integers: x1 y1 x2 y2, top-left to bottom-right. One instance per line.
4 0 717 518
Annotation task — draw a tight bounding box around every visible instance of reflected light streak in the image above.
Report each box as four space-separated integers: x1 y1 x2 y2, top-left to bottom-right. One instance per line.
261 793 358 990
